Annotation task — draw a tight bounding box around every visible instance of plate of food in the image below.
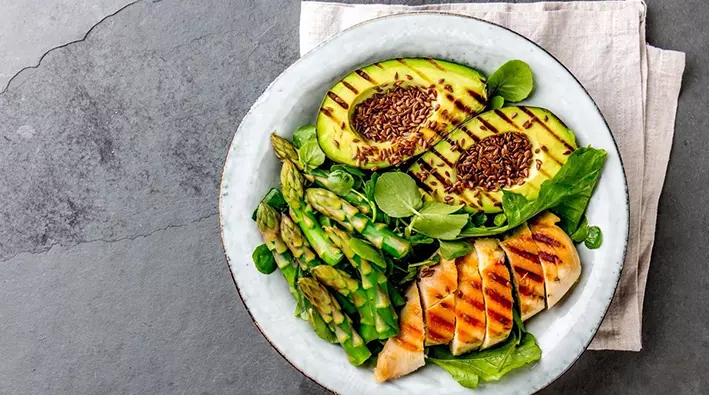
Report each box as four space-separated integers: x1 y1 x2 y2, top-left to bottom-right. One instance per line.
220 13 628 395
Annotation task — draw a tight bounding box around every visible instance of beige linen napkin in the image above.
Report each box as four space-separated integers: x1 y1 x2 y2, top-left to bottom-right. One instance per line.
300 0 685 351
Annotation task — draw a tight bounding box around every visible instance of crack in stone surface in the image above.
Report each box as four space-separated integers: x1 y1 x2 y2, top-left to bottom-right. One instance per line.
1 213 218 262
0 0 143 95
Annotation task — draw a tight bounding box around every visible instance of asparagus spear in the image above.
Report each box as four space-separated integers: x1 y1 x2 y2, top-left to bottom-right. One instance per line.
281 160 343 265
256 202 299 299
306 188 411 258
324 226 399 339
270 134 375 216
298 277 372 366
280 213 321 269
256 203 336 342
271 132 300 167
310 265 378 343
280 213 379 342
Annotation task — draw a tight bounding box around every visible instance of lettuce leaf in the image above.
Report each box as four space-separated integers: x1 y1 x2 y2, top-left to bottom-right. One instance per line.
428 333 542 389
458 147 607 237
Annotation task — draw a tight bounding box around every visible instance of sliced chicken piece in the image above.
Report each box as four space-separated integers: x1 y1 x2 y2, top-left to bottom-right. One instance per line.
499 223 546 321
474 238 514 350
451 250 487 355
418 257 457 346
374 283 425 383
529 212 582 309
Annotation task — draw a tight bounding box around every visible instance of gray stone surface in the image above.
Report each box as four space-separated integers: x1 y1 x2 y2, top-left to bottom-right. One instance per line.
0 0 705 394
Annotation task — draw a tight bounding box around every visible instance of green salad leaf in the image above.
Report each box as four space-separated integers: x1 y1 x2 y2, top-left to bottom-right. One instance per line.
490 95 505 109
459 147 607 237
374 172 423 218
298 140 326 172
487 60 534 102
251 244 277 274
493 213 507 227
326 169 355 196
439 240 473 260
293 125 317 148
570 216 590 242
412 202 468 240
349 237 387 269
428 333 542 389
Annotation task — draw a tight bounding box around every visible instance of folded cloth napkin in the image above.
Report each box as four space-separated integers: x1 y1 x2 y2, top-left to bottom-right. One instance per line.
299 0 685 351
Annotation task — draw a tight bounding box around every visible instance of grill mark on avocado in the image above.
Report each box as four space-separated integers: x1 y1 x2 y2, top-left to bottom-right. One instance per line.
327 92 349 109
319 107 336 121
373 62 384 69
519 106 575 151
478 117 500 134
541 147 564 166
424 58 445 70
439 111 480 144
395 58 435 84
355 69 377 84
418 161 478 209
341 81 359 94
429 148 455 168
493 109 522 130
445 93 476 116
418 159 452 188
466 89 487 107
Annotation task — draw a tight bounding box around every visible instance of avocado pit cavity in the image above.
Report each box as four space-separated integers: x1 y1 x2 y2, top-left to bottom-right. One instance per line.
454 132 533 192
352 85 437 143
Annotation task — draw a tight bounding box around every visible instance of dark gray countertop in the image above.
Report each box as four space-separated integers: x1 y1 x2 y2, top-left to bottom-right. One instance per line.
0 0 706 393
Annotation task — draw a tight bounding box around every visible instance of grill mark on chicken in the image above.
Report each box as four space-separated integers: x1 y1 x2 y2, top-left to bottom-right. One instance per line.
485 288 513 310
504 245 540 264
532 232 563 247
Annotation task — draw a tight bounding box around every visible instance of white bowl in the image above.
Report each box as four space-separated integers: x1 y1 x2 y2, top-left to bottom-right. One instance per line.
219 13 628 395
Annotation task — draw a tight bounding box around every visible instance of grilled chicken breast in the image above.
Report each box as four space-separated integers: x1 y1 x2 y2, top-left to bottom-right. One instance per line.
418 257 458 346
374 283 425 383
499 223 546 321
474 238 514 350
529 212 582 309
451 250 487 355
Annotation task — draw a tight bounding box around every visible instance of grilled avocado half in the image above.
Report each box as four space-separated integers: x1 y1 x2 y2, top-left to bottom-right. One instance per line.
409 106 577 213
316 58 487 169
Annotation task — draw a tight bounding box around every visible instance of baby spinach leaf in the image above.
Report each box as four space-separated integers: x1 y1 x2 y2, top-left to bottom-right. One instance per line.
584 226 603 249
293 125 317 148
493 213 507 227
326 169 355 196
412 202 468 240
439 240 473 260
490 95 505 109
349 238 387 269
458 147 607 237
487 60 534 102
298 140 326 172
252 244 277 274
374 172 423 218
428 333 542 388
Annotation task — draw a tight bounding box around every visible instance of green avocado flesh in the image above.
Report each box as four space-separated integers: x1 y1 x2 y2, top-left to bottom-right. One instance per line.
408 106 577 213
316 58 488 169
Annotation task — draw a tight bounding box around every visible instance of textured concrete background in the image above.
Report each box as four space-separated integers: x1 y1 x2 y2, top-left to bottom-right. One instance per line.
0 0 706 394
